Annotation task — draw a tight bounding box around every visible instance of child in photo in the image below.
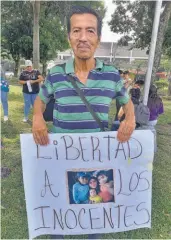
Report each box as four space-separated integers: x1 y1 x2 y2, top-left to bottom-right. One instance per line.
73 172 89 204
89 188 102 204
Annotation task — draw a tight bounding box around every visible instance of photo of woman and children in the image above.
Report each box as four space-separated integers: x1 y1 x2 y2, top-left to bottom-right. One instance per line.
67 169 114 204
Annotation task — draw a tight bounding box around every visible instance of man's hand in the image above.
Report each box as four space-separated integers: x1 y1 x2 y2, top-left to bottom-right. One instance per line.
30 80 34 84
117 99 135 142
32 115 49 145
117 120 135 142
117 107 124 121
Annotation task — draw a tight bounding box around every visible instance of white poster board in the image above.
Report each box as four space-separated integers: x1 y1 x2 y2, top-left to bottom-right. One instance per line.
20 130 154 239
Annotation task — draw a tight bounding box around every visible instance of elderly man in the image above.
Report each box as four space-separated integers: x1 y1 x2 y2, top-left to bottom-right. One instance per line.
32 6 135 146
19 60 43 122
32 5 135 239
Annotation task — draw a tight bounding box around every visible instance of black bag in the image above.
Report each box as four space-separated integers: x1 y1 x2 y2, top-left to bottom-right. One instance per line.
43 63 65 122
43 96 55 122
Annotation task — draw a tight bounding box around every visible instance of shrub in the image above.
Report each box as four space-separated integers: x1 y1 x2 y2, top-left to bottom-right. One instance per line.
155 79 168 89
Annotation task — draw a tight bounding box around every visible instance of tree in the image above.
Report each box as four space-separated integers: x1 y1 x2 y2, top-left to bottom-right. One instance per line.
163 18 171 57
160 56 171 96
1 1 106 76
1 1 32 76
31 0 40 69
109 1 171 83
112 36 132 63
1 1 68 75
39 15 69 74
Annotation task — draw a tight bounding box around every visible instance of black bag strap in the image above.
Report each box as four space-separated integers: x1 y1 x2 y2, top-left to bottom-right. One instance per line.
67 74 105 132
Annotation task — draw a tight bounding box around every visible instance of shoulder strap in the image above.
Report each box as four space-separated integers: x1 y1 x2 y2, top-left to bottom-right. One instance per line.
67 75 105 132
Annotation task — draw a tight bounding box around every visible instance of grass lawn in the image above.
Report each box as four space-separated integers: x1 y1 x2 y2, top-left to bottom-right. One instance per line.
1 85 171 239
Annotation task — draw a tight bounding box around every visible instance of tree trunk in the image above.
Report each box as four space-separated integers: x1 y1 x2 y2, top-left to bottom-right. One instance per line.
32 1 40 69
42 62 47 77
151 2 171 83
14 56 20 77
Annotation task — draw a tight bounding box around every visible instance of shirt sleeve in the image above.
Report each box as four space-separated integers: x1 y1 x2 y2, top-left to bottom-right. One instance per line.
115 77 129 105
38 73 54 104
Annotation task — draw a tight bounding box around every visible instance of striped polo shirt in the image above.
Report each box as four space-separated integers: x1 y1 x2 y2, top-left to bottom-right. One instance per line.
39 58 129 133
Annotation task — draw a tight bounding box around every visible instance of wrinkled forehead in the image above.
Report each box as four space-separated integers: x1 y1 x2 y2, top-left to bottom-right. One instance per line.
70 13 98 30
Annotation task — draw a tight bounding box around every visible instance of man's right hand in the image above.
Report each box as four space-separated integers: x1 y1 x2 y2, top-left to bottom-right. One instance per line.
32 115 49 145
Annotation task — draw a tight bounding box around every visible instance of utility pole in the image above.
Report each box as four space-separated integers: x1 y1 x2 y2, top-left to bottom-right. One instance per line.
143 0 163 105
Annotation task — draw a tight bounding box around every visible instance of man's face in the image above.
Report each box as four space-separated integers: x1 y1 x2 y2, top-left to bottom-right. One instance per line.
68 13 100 60
79 176 88 185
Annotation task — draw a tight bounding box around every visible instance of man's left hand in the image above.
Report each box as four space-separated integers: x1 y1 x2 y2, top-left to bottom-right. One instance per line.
117 120 135 142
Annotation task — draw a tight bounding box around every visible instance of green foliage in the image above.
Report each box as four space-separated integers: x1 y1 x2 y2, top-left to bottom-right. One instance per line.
1 1 32 62
160 57 171 72
1 1 69 65
109 1 171 52
1 1 105 72
163 18 171 57
155 79 169 89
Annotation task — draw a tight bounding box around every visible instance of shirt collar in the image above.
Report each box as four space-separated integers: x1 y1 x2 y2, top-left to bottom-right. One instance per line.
65 57 103 74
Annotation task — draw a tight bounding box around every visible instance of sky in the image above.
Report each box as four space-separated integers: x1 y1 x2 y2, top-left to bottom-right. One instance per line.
101 0 122 42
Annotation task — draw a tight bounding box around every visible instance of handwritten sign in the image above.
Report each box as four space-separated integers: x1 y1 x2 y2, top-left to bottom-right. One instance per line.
20 130 154 239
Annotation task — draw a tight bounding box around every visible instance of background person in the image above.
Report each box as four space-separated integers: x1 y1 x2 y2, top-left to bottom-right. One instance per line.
0 65 9 121
118 69 124 78
147 84 164 152
123 70 133 91
19 60 43 122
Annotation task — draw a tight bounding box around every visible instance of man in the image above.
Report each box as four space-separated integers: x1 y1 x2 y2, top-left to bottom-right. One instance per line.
19 60 43 122
32 6 135 146
32 5 135 239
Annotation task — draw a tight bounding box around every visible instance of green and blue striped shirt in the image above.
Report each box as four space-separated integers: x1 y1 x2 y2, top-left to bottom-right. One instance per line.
39 58 129 133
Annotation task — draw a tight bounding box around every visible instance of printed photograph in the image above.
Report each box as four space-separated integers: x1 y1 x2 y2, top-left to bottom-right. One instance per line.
67 169 115 204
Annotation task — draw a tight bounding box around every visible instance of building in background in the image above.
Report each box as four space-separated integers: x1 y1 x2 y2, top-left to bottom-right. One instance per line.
55 42 148 67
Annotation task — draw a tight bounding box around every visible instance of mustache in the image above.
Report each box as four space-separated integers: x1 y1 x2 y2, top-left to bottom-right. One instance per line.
77 43 90 48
